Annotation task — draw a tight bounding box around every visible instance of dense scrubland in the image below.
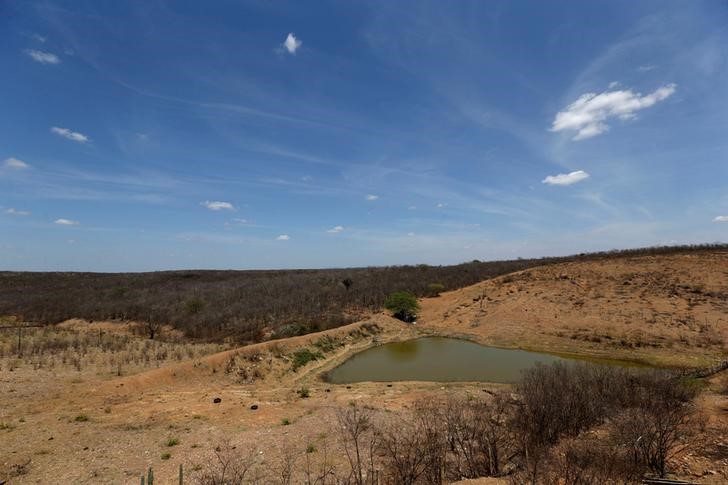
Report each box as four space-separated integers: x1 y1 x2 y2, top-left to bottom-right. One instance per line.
2 244 725 343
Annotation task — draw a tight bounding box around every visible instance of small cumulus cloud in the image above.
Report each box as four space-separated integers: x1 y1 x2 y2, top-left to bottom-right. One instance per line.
3 157 30 170
542 170 590 186
436 203 447 208
201 200 235 211
51 126 89 143
283 33 302 54
32 33 46 43
276 234 290 241
5 208 31 216
713 216 728 222
327 225 344 234
551 83 676 140
25 49 60 64
55 218 79 225
366 194 379 201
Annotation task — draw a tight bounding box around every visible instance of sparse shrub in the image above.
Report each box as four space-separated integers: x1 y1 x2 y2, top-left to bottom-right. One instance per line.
291 348 323 371
426 282 445 297
297 387 310 398
161 452 171 460
281 418 291 425
384 292 420 322
166 437 180 447
313 336 337 353
74 414 89 422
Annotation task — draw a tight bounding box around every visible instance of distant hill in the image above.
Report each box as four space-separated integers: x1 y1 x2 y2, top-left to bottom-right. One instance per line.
1 244 726 343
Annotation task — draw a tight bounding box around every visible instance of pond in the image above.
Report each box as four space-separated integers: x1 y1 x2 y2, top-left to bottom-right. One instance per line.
325 337 571 384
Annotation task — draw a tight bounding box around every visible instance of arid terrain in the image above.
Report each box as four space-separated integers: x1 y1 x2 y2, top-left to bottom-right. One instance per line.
2 251 728 484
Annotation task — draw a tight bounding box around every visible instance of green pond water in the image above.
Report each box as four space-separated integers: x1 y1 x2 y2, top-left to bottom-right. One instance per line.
325 337 571 384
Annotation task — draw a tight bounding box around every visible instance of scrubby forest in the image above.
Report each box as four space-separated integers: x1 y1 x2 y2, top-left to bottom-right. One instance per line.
1 244 725 343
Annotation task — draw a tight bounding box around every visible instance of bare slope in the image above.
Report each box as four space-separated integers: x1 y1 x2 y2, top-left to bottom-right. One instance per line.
418 251 728 366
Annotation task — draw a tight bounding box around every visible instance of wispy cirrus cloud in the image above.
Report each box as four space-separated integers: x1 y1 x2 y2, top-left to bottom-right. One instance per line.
201 200 235 211
3 157 30 170
551 84 676 140
366 194 379 201
55 218 79 225
276 234 290 240
327 225 344 233
713 216 728 222
542 170 590 186
5 208 31 216
25 49 60 64
51 126 89 143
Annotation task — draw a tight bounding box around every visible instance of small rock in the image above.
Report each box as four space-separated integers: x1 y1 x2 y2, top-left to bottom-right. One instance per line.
250 404 259 410
386 384 392 387
325 389 331 393
213 397 222 404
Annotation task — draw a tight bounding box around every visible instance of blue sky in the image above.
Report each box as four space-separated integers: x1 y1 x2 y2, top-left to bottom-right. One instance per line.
2 0 727 271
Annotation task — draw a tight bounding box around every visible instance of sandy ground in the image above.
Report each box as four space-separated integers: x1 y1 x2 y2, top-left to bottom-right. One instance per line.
2 252 728 484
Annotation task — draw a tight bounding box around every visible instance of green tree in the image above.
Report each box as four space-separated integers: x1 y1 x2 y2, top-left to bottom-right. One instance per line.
426 282 445 297
384 291 420 322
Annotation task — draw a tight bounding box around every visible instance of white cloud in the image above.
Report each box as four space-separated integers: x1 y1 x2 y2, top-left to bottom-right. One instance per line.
366 194 379 201
5 208 31 216
33 33 46 43
713 216 728 222
25 49 60 64
638 65 656 72
283 33 302 54
276 234 290 241
51 126 89 143
327 225 344 233
3 157 30 170
201 200 235 211
55 218 79 225
542 170 590 186
232 218 248 224
551 83 676 140
436 202 447 208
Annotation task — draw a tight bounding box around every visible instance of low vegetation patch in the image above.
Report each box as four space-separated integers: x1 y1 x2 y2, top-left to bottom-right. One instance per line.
291 349 323 371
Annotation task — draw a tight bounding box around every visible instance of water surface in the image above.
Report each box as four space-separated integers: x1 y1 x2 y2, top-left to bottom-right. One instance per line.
326 337 568 384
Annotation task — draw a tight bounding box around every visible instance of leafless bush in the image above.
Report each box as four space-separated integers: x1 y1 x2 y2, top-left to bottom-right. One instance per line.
536 436 647 485
336 404 380 485
377 404 447 485
443 394 515 480
194 441 259 485
610 374 703 478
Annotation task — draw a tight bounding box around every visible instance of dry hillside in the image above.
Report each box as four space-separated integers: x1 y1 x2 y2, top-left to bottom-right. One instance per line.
418 252 728 367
